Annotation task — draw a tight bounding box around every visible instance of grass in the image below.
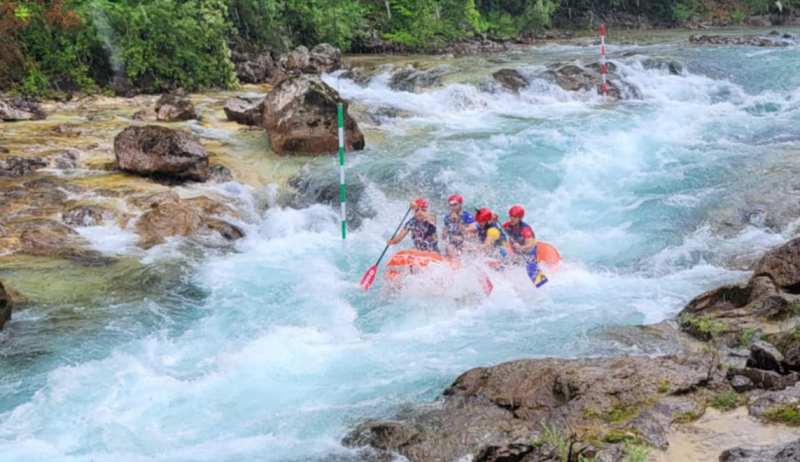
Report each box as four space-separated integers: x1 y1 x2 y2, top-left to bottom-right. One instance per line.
679 313 728 340
672 410 703 424
709 391 741 412
604 428 644 445
623 443 650 462
790 303 800 316
538 423 569 462
657 379 671 394
762 404 800 426
604 403 640 423
738 328 758 347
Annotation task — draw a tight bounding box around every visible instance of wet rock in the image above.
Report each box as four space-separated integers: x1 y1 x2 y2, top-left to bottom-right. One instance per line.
285 168 375 228
753 238 800 292
0 156 48 177
340 65 382 86
135 198 243 248
129 191 180 210
208 164 233 182
10 219 94 261
389 65 451 92
132 109 151 121
49 150 79 170
262 74 365 155
0 97 46 121
0 280 12 330
232 50 281 84
62 205 114 227
689 34 789 47
730 374 755 393
541 64 636 100
114 125 209 182
492 68 529 93
309 43 342 74
155 93 197 121
640 58 684 75
344 354 713 462
223 97 264 126
748 340 786 374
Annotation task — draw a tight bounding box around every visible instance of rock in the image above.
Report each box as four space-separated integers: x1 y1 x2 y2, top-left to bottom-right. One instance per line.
309 43 342 74
223 97 264 126
492 68 529 93
344 354 713 462
280 45 311 74
0 156 48 177
641 58 684 75
749 383 800 419
208 164 233 182
285 168 375 228
747 15 773 27
62 205 114 227
776 440 800 461
262 75 365 155
729 367 799 391
389 65 451 92
541 64 638 100
135 198 243 248
0 281 12 330
0 97 46 121
114 125 209 182
689 34 788 47
748 340 786 374
232 50 280 84
730 375 755 393
155 93 197 121
767 330 800 372
132 109 150 121
753 238 800 292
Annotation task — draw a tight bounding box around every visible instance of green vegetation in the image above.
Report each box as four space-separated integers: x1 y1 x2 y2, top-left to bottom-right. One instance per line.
657 379 671 393
604 428 644 445
762 404 800 426
3 0 800 96
709 391 741 411
672 409 703 423
538 422 570 461
623 443 650 462
738 327 758 347
679 313 728 340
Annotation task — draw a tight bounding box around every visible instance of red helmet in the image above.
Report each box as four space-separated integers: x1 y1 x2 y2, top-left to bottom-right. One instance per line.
509 205 525 218
414 198 429 210
475 207 493 223
448 194 464 205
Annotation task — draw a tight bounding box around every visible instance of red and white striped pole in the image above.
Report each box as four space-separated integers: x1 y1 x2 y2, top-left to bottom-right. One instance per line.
599 23 609 98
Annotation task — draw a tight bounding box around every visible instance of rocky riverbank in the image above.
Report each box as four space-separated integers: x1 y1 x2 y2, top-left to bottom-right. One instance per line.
343 237 800 461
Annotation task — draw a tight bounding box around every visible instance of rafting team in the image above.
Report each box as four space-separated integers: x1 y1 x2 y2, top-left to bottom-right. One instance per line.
386 195 549 288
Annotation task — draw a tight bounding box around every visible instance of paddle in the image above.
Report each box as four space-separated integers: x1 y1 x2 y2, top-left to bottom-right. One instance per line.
359 207 413 291
525 243 548 288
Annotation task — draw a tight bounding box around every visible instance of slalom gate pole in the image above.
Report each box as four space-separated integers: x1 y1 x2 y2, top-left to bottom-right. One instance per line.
599 23 609 98
338 102 347 240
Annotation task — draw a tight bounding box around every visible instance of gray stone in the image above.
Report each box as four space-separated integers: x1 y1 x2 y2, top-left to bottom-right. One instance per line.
114 125 209 182
748 340 786 374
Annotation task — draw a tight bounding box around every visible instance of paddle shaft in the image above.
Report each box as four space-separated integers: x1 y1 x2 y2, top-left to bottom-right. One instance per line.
373 207 412 267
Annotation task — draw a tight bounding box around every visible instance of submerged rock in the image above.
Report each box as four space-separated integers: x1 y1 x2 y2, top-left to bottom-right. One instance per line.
285 168 375 228
389 64 451 92
135 197 243 248
640 58 684 75
223 97 264 126
492 68 529 93
155 93 197 121
540 63 640 100
0 280 11 330
262 75 365 155
62 205 115 227
689 34 791 47
114 125 209 182
0 97 46 122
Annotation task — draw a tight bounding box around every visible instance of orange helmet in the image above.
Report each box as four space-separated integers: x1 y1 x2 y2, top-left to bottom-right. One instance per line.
475 207 493 223
509 205 525 219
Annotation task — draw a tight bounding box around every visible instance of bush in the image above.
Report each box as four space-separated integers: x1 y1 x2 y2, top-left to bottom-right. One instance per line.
709 391 741 411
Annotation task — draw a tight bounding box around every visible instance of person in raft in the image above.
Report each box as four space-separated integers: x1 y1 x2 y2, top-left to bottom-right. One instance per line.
387 198 439 253
474 207 512 261
441 194 475 256
503 205 548 288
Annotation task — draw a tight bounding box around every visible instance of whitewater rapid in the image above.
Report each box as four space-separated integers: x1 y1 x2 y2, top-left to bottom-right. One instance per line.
2 32 800 461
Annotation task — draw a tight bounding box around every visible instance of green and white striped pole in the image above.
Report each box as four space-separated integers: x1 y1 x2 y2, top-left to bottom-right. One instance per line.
337 102 347 240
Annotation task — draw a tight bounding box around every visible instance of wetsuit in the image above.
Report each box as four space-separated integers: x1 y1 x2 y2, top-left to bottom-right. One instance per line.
443 211 474 251
404 217 439 253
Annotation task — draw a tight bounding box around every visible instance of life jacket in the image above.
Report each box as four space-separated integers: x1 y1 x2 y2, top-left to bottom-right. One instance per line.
502 220 535 245
443 211 474 243
478 223 510 247
406 217 439 253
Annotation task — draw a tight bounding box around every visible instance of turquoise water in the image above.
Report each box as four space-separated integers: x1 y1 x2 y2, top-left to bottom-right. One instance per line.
2 35 800 461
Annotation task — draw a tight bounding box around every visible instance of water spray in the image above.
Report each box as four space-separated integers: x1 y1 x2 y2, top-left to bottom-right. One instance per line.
599 23 609 98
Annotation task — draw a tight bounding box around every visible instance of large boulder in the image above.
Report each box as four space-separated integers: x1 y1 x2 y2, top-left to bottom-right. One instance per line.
262 75 365 155
0 97 46 122
344 354 713 461
720 439 800 462
754 237 800 291
0 281 12 330
114 125 209 182
309 43 342 74
280 45 311 75
155 93 197 121
492 68 529 93
232 50 281 84
223 97 264 126
134 196 243 248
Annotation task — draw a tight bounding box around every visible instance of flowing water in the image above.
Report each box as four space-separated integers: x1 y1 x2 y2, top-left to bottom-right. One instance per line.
2 30 800 461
